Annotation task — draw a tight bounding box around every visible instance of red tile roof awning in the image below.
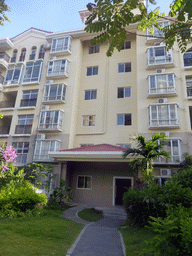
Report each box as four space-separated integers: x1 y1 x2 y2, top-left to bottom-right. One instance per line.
60 144 127 152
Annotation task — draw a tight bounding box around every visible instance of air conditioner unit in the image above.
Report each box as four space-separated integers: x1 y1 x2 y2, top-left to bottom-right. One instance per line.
37 134 45 140
43 44 51 50
160 169 171 177
156 69 165 74
157 98 167 104
41 106 49 111
45 80 53 84
49 56 56 61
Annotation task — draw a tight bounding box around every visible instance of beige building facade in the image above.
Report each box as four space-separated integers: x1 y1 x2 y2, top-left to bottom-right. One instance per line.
0 9 192 205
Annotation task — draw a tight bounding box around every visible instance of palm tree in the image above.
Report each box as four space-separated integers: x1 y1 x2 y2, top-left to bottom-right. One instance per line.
123 133 171 183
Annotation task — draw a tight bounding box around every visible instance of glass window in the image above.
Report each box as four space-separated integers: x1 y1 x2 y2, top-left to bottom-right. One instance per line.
117 88 131 98
39 111 63 130
86 66 98 76
117 114 132 125
19 48 26 62
33 140 60 161
51 37 71 52
20 90 38 107
84 90 97 100
38 45 45 59
47 59 69 76
4 64 23 85
77 176 91 189
23 62 42 83
89 45 100 54
183 50 192 67
122 41 131 50
12 142 29 164
43 84 66 102
118 63 131 73
82 115 95 126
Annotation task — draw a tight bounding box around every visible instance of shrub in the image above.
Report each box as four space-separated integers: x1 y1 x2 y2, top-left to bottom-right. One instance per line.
123 184 167 227
145 205 192 256
0 180 47 215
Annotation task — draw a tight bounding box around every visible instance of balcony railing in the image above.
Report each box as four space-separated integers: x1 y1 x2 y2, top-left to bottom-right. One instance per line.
38 123 62 131
20 99 37 107
15 125 32 134
0 100 15 108
149 87 176 95
0 126 10 135
0 52 10 63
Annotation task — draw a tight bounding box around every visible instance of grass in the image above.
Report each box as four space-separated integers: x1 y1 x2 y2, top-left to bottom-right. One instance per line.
78 207 104 222
119 218 155 256
0 205 84 256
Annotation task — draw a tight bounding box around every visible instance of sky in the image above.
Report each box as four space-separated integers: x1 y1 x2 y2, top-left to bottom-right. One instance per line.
0 0 173 39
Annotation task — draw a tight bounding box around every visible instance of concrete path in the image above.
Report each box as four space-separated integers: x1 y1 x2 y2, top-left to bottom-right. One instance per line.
64 204 127 256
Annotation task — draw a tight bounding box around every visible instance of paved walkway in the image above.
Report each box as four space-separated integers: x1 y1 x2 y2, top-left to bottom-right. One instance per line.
63 204 127 256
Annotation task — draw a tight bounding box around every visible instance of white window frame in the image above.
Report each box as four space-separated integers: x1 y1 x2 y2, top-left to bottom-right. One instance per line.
33 140 60 161
12 142 29 165
82 115 95 126
117 87 131 98
43 83 66 102
22 61 43 84
4 64 23 85
76 175 92 190
38 110 64 131
118 63 131 73
149 103 179 127
50 37 72 53
47 59 69 77
117 114 132 126
147 46 173 66
148 73 176 95
84 90 97 100
86 66 98 76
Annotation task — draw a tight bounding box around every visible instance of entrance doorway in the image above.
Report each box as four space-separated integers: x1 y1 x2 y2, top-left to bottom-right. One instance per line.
113 177 133 205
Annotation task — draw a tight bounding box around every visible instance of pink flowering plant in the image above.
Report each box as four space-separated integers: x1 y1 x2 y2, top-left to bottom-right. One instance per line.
0 144 23 188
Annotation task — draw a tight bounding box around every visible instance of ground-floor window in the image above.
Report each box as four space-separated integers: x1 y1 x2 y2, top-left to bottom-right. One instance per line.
77 175 92 189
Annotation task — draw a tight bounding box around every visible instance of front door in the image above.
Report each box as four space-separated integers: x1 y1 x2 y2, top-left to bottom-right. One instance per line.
115 178 132 205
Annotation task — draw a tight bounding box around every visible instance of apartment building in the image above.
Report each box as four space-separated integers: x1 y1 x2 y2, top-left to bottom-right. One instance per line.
0 8 192 205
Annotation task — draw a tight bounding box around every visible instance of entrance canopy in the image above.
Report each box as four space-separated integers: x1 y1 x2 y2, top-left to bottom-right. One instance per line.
49 144 142 162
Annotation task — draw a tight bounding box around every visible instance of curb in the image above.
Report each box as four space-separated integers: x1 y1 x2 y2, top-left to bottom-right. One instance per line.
119 231 126 256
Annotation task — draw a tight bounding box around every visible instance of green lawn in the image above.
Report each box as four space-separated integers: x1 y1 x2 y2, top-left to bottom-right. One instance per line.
0 205 84 256
78 207 104 222
119 219 154 256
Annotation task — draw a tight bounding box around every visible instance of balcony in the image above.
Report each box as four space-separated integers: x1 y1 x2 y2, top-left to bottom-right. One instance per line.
33 140 60 162
148 73 176 97
146 46 174 69
15 125 32 135
0 52 10 69
50 37 72 56
43 83 66 104
146 22 169 44
38 110 63 132
154 139 182 164
0 100 15 111
0 116 12 137
47 59 69 79
148 103 179 129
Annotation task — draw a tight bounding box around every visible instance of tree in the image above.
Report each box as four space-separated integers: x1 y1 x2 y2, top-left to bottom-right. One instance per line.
85 0 192 56
0 0 10 26
123 133 170 183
